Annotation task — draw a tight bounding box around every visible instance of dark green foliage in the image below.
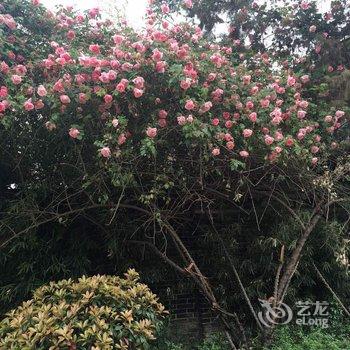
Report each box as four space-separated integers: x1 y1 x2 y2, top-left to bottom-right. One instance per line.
0 224 104 313
154 310 350 349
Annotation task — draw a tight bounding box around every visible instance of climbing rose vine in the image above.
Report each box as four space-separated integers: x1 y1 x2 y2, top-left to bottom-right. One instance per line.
0 0 347 175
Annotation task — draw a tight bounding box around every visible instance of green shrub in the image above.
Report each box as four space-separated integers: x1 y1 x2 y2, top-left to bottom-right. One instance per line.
153 332 230 350
267 325 350 350
0 269 167 349
197 334 230 350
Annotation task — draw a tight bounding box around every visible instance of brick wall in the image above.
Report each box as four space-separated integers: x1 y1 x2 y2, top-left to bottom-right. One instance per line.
163 289 221 340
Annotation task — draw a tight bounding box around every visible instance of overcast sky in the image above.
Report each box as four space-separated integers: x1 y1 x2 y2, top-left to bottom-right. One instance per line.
41 0 148 27
41 0 331 29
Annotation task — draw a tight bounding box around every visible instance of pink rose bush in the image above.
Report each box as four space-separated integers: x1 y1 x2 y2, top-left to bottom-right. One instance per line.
0 0 347 172
0 4 349 347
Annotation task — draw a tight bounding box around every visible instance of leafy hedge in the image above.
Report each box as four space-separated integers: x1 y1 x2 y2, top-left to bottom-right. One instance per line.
0 269 167 349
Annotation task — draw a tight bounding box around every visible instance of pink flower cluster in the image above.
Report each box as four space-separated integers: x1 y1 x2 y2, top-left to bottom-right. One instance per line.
0 0 346 168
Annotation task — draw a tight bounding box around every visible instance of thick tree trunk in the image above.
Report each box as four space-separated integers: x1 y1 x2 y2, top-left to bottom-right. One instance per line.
277 213 322 302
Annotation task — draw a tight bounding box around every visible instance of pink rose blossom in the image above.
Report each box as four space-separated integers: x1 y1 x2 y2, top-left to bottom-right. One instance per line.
24 99 34 111
309 25 316 33
287 76 296 86
69 128 80 139
260 99 270 108
324 115 332 123
225 120 233 128
212 118 220 126
246 100 254 109
116 82 126 93
159 110 168 119
111 119 119 128
243 129 253 138
242 75 251 84
184 0 193 8
223 112 230 120
146 127 157 138
177 115 186 125
212 148 220 156
264 135 274 145
226 141 235 150
207 73 216 81
78 93 87 104
0 102 6 113
335 110 345 118
274 131 283 141
298 100 309 109
100 147 111 158
37 85 47 97
240 150 249 158
161 4 170 14
180 79 191 90
1 61 10 74
185 99 195 110
285 138 294 147
271 116 282 125
300 1 310 10
250 86 259 95
158 119 167 128
249 112 257 123
67 30 75 40
108 70 117 81
311 146 319 154
11 75 22 85
297 132 305 140
202 101 212 112
104 94 113 104
53 80 65 93
14 65 27 76
118 133 126 145
155 61 166 73
35 100 44 109
89 44 100 54
152 49 163 61
297 110 307 119
88 7 99 18
276 99 284 107
315 45 321 54
300 75 310 83
112 34 124 45
133 88 144 98
60 95 71 104
187 115 194 123
275 146 282 153
133 76 145 89
224 133 233 142
0 86 8 98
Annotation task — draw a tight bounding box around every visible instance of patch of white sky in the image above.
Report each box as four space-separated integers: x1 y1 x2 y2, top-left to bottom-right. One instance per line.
41 0 332 34
41 0 148 28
